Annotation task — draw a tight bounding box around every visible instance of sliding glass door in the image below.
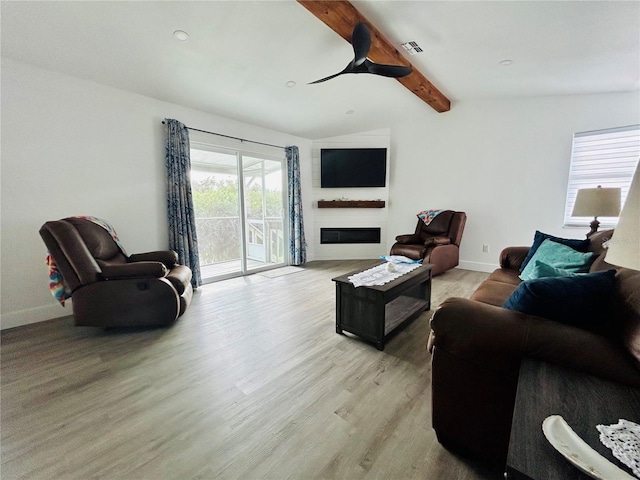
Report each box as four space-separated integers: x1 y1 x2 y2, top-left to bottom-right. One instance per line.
243 156 285 271
190 144 286 282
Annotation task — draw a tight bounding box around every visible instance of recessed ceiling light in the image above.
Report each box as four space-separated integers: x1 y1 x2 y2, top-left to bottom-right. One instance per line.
345 109 355 115
173 30 189 42
499 59 513 66
285 80 296 88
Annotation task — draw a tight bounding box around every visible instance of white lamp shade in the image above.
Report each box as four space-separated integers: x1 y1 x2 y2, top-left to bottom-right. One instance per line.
605 163 640 270
572 186 621 217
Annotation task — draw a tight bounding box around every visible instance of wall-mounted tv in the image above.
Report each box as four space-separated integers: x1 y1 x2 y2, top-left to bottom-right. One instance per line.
320 148 387 188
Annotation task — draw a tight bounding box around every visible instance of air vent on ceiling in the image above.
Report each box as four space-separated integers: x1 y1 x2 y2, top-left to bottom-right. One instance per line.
401 41 423 55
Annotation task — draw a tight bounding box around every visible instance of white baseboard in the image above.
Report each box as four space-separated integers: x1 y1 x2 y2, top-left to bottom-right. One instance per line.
1 260 496 330
457 260 498 273
1 301 72 330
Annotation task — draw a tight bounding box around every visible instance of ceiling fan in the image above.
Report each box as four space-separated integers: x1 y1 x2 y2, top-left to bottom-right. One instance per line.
309 22 412 84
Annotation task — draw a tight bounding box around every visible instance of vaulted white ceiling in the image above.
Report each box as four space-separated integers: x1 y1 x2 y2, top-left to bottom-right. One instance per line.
2 1 639 139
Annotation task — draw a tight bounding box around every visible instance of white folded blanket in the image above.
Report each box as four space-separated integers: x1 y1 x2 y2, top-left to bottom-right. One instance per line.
348 262 421 288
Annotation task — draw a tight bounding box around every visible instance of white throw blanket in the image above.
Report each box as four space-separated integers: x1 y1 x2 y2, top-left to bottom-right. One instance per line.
348 262 421 288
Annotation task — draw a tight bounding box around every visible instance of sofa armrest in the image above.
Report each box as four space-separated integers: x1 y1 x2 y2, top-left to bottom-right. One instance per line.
524 313 640 387
99 261 168 280
165 265 192 295
128 250 178 268
394 233 420 244
429 297 529 372
430 297 640 387
499 246 530 270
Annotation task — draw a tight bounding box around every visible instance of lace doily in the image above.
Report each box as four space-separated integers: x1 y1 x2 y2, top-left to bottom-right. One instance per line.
597 419 640 478
348 262 421 287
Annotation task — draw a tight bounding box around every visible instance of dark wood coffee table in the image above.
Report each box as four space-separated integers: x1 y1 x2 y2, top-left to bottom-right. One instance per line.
332 263 432 350
506 358 640 479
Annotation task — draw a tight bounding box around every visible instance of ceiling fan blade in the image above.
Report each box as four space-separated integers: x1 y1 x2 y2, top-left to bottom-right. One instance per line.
308 70 346 84
367 63 412 78
351 22 371 67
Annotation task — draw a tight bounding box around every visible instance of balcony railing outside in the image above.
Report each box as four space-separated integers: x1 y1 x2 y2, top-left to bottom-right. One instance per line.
195 216 284 269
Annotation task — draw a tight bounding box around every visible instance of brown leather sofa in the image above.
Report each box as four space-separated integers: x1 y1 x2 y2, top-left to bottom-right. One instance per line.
390 210 466 276
428 229 640 466
40 217 193 327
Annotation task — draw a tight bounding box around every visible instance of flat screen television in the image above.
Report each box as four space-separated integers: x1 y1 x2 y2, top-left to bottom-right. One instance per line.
320 148 387 188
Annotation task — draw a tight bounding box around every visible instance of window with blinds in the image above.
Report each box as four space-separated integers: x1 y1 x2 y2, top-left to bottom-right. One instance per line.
564 125 640 228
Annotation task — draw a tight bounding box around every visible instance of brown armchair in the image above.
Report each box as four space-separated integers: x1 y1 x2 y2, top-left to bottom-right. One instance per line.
39 217 193 327
390 210 466 276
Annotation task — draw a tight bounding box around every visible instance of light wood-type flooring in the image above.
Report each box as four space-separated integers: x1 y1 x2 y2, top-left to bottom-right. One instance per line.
1 260 498 480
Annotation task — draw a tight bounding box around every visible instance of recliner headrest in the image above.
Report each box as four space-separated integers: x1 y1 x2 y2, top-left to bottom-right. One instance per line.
65 218 124 261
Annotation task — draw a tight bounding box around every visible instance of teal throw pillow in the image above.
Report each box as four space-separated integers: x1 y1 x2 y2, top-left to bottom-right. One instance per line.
519 239 596 281
520 231 590 273
503 269 616 333
526 260 581 279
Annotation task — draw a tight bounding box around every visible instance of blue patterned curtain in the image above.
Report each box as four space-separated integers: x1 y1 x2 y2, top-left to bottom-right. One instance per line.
286 146 306 265
165 118 202 287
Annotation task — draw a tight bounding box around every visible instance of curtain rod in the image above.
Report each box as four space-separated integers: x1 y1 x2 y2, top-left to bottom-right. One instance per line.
161 121 286 149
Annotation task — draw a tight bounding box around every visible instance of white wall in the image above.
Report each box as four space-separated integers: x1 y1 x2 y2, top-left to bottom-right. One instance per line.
2 58 638 330
311 129 390 260
0 58 313 329
388 92 640 271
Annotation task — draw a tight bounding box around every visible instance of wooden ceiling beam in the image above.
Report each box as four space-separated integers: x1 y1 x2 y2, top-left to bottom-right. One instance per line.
297 0 450 113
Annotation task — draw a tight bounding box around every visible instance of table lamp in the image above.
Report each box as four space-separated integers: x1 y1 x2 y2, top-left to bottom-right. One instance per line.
572 186 621 237
605 164 640 270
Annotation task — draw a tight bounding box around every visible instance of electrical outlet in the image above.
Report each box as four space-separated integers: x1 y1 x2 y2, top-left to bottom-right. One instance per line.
482 244 490 253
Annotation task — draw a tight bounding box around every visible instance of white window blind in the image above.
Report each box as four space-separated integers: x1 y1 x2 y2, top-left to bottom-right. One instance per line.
564 125 640 228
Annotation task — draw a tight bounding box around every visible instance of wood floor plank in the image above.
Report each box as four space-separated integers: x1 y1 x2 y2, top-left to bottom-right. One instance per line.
1 261 499 480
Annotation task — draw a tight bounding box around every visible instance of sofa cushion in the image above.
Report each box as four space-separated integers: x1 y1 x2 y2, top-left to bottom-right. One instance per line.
503 269 617 333
471 280 519 307
520 231 590 272
520 239 596 281
486 268 522 286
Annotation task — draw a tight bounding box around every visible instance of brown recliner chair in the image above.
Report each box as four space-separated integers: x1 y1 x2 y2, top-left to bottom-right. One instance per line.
39 217 193 327
390 210 466 276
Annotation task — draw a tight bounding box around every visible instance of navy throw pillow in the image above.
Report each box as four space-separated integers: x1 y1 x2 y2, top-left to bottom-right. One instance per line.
520 231 590 272
503 269 616 333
